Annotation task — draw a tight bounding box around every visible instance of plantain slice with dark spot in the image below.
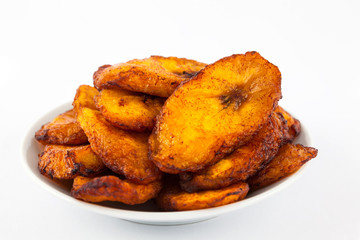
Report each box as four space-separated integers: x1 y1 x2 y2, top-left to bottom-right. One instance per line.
179 110 288 192
247 143 318 191
76 107 162 184
149 52 282 174
73 85 99 115
94 88 165 132
156 178 249 211
38 144 106 179
71 175 162 205
35 109 88 145
93 56 206 97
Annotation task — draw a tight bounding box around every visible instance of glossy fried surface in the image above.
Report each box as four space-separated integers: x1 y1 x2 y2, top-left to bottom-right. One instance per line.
93 56 206 97
248 143 318 191
95 88 165 132
35 109 88 145
76 107 161 184
180 112 288 192
73 85 99 114
38 144 105 179
156 180 249 211
149 52 282 174
71 176 162 205
275 106 301 142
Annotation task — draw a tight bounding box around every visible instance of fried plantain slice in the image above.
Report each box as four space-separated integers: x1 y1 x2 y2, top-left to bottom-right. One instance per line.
35 109 88 145
71 175 162 204
149 52 282 174
38 144 106 179
179 111 288 192
156 179 249 211
76 107 161 184
73 85 99 114
94 88 165 132
93 56 207 97
247 143 318 191
275 106 301 142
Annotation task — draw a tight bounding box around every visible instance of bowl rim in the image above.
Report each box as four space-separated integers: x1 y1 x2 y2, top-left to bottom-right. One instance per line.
21 102 312 224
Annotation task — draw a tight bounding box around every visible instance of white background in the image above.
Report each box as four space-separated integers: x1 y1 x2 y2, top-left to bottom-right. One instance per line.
1 0 360 239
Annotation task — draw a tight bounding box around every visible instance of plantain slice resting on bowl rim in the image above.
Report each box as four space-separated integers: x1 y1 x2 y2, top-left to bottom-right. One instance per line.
247 143 318 191
71 175 162 205
149 52 282 174
93 56 207 98
35 109 88 145
38 144 106 179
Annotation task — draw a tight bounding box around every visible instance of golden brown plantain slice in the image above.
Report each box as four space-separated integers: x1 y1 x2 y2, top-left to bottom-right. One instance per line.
71 176 162 205
179 111 288 192
247 143 318 191
275 106 301 142
38 144 106 179
94 88 165 132
73 85 99 114
156 179 249 211
149 52 282 174
93 56 206 97
76 107 161 184
35 109 88 145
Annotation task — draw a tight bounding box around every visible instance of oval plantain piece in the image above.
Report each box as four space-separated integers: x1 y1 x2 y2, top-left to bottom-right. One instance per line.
35 109 88 145
73 85 99 114
38 144 106 179
275 106 301 142
156 180 249 211
76 107 162 184
93 56 207 97
247 143 318 191
71 176 162 205
149 52 282 174
179 111 288 192
94 88 165 132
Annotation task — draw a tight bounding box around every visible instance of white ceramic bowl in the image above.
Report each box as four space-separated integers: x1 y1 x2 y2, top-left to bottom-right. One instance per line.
22 102 312 225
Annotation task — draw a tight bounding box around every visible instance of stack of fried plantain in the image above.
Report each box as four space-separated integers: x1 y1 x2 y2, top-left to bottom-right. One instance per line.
35 53 317 210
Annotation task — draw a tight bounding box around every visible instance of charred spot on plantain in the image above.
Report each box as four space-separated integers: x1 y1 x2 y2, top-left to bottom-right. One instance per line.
71 163 81 175
219 89 247 111
48 169 54 179
118 98 126 106
142 94 157 105
181 71 197 78
215 151 223 156
142 95 149 104
35 128 50 141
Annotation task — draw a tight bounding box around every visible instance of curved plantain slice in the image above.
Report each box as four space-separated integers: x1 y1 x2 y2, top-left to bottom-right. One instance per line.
94 88 165 132
180 111 288 192
38 144 106 179
247 143 318 191
156 180 249 211
76 107 162 184
149 52 282 174
93 56 207 97
275 106 301 142
71 176 162 205
73 85 99 114
35 109 88 145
